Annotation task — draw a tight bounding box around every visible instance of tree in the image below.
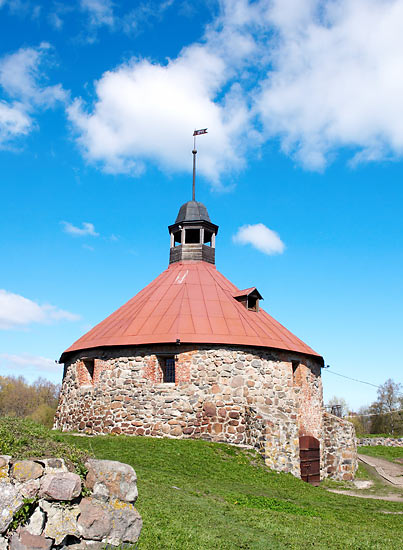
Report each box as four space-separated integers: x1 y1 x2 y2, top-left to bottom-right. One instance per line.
326 395 350 417
0 375 60 427
373 378 402 434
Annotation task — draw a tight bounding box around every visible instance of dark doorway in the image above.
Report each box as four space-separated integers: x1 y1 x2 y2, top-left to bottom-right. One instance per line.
299 436 320 485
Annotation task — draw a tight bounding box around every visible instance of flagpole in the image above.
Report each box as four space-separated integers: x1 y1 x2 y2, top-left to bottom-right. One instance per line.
192 133 196 201
192 128 207 202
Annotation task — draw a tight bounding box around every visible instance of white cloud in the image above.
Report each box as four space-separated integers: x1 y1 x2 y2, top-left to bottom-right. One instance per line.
255 0 403 170
0 42 65 106
67 0 260 183
233 223 285 255
0 353 62 383
122 0 174 35
69 0 403 177
48 12 63 30
61 221 99 237
0 100 31 143
0 353 59 373
0 289 80 330
0 43 66 147
80 0 114 28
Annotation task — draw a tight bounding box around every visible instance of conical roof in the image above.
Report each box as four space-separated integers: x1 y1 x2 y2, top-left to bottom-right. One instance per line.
61 261 321 361
175 201 211 223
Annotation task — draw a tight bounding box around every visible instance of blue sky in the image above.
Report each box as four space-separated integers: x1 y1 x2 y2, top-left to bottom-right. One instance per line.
0 0 402 411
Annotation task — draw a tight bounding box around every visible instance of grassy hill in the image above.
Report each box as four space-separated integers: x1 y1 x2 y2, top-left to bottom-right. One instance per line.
62 433 403 550
1 418 402 550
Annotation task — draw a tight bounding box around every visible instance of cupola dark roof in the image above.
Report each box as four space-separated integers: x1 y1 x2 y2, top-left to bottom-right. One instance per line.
175 201 211 223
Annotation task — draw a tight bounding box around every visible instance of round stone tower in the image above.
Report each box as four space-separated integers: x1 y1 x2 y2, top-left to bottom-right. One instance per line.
55 200 357 483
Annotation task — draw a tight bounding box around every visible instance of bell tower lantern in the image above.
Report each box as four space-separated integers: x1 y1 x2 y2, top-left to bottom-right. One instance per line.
168 201 219 264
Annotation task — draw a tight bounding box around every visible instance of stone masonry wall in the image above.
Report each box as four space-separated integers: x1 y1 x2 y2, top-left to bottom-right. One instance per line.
55 344 327 479
0 456 142 549
358 437 403 447
323 412 357 480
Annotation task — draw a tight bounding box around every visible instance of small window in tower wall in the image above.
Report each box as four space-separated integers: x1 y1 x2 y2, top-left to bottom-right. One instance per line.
163 357 176 383
185 228 200 244
83 358 95 382
292 361 299 383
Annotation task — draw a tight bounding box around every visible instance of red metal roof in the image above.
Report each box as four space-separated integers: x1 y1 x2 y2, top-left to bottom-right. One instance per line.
61 261 321 361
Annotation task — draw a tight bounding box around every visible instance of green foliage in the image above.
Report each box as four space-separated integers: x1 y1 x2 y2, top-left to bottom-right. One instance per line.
60 433 403 550
0 417 91 473
348 416 366 436
8 498 36 532
0 375 59 427
29 403 57 429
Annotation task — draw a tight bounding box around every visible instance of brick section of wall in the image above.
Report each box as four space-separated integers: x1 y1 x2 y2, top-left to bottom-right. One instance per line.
323 412 357 480
293 362 323 439
54 344 354 480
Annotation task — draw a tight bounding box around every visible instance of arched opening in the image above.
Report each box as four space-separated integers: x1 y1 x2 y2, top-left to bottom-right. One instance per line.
299 435 320 485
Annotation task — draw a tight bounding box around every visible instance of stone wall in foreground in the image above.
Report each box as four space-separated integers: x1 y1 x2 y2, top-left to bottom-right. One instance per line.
323 412 357 481
0 456 142 549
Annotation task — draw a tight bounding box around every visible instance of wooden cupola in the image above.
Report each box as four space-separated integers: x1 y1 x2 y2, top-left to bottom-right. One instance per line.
168 201 219 264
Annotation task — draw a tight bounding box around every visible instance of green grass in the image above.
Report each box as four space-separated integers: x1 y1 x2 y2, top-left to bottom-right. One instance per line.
58 433 403 550
358 445 403 464
0 417 90 473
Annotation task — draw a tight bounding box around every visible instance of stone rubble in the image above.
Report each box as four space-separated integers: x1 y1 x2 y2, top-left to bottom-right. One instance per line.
0 456 142 549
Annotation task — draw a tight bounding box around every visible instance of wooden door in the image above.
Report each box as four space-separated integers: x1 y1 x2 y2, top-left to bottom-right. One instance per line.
299 436 320 485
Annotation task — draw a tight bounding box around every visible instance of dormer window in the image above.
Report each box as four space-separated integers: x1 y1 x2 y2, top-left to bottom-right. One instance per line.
233 288 263 312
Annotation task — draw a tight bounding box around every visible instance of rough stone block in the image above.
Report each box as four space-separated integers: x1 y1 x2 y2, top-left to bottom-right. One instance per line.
25 507 45 536
40 500 80 544
0 456 11 479
42 458 68 474
39 472 81 501
203 402 216 417
104 500 142 546
9 528 52 550
18 479 40 499
0 480 24 533
12 461 44 482
85 460 138 503
78 498 111 541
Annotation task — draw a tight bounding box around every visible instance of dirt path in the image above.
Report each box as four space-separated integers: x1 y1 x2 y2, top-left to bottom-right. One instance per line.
326 488 403 502
358 454 403 487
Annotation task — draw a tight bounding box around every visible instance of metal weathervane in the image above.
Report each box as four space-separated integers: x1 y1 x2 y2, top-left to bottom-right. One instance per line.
192 128 208 201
